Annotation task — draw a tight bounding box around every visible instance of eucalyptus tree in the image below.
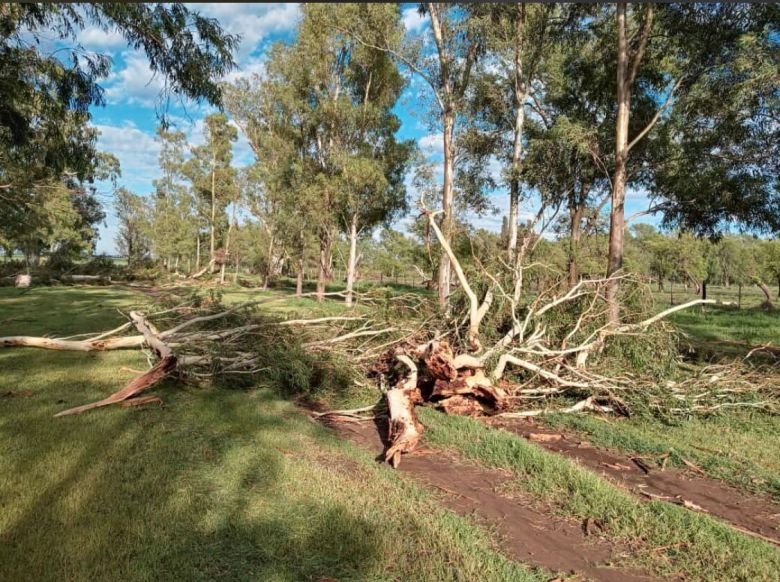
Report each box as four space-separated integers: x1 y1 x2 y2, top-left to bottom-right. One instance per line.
458 4 558 260
0 3 237 221
149 126 198 270
346 4 484 304
602 2 779 322
184 113 237 270
114 187 150 267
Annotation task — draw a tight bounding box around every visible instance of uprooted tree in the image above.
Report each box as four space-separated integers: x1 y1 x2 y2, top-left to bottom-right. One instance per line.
5 197 772 468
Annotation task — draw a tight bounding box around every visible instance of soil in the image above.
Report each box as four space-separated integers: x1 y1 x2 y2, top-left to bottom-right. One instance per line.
486 416 780 546
326 416 660 582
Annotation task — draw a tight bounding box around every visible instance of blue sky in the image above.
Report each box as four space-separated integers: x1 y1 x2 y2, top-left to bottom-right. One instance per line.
86 3 656 254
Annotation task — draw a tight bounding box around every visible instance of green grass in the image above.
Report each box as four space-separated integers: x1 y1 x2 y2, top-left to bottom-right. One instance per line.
545 411 780 500
651 284 780 348
0 286 546 582
419 408 780 581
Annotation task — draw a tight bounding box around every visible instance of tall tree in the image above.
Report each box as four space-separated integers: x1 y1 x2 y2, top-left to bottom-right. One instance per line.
185 113 237 271
114 187 150 267
603 2 778 322
0 3 237 214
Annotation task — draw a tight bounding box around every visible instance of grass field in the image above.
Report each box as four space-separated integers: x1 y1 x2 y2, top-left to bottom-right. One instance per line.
1 284 779 581
0 287 544 582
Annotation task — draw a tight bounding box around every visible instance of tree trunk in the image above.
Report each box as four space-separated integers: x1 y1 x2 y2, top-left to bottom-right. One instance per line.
757 280 775 310
316 226 334 302
701 280 707 301
210 168 216 264
295 258 304 298
567 201 585 289
606 2 630 325
220 202 237 285
438 114 455 307
195 232 201 271
345 215 359 307
507 4 526 260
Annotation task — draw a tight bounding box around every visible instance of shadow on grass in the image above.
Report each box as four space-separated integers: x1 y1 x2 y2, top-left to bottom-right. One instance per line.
0 385 384 581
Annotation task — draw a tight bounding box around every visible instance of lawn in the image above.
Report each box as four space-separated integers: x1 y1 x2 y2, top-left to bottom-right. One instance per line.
2 284 779 581
420 409 780 581
652 283 780 347
0 286 544 582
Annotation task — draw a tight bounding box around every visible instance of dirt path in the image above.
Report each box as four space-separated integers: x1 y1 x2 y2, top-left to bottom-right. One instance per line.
487 416 780 546
328 417 658 582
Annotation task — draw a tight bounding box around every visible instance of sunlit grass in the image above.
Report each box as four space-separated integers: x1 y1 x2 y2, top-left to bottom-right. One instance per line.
0 286 546 581
545 412 780 499
419 408 780 581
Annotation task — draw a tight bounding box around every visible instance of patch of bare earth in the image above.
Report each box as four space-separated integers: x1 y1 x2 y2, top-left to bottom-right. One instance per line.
486 416 780 546
326 416 659 582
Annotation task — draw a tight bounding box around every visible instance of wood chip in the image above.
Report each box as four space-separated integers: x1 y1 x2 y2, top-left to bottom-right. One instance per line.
679 456 707 476
527 432 563 443
630 457 652 474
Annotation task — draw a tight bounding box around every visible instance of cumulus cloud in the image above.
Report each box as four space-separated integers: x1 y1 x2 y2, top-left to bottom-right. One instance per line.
194 3 301 59
402 7 427 33
223 57 267 84
77 26 126 51
95 122 161 178
418 133 444 154
105 51 166 107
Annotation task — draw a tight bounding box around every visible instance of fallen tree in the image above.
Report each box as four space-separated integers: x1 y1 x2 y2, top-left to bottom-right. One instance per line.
1 227 769 466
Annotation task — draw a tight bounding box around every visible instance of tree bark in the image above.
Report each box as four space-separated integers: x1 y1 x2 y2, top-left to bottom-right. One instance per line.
606 2 630 324
345 214 359 307
195 232 201 270
507 4 526 260
295 257 304 297
438 113 455 306
567 198 585 290
220 201 237 285
316 226 334 302
210 167 216 264
757 280 775 310
1 335 143 351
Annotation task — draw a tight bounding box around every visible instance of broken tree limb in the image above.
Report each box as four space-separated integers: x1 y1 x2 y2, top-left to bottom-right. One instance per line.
420 200 492 351
0 335 144 351
495 396 613 418
384 354 424 468
492 354 592 389
54 311 177 417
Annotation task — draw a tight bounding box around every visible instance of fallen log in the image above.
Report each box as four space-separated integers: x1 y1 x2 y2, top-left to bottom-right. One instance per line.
0 335 144 351
55 311 177 417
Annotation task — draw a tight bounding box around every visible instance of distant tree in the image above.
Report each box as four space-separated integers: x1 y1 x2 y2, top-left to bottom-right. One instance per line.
114 188 150 267
0 3 238 215
184 113 237 270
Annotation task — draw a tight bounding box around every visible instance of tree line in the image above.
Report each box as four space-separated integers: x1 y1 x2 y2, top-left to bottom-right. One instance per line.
1 3 777 322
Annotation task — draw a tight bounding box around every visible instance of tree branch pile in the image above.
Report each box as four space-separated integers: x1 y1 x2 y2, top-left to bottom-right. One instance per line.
353 198 773 467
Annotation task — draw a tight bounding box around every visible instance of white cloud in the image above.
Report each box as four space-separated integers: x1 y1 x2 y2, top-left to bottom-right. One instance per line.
194 3 301 59
78 26 125 51
105 51 166 107
418 133 443 154
223 57 267 84
95 122 161 178
402 7 427 33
